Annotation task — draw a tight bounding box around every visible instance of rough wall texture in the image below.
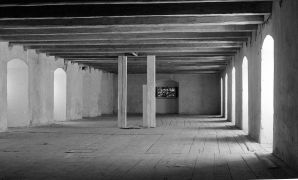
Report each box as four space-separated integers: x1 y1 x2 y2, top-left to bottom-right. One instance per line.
223 0 298 170
83 69 102 117
66 62 84 120
114 73 221 115
82 68 114 117
273 0 298 169
100 72 114 115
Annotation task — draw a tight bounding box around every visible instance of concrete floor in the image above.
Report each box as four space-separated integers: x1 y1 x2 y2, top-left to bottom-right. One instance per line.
0 115 297 180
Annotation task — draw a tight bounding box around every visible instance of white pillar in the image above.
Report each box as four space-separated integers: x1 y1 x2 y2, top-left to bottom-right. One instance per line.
118 56 127 128
143 85 150 128
147 55 156 128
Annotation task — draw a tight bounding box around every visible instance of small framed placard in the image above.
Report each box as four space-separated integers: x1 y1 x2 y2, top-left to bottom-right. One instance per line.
156 87 178 99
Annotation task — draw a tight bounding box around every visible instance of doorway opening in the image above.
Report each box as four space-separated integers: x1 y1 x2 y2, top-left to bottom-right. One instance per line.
260 35 274 148
7 59 29 127
54 68 67 121
242 57 249 133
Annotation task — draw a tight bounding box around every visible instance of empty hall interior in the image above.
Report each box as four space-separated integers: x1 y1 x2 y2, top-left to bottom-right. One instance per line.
0 0 298 179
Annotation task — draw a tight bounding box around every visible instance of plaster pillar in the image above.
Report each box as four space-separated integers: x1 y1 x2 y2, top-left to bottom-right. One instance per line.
143 85 150 128
118 56 127 128
0 59 7 131
147 55 156 128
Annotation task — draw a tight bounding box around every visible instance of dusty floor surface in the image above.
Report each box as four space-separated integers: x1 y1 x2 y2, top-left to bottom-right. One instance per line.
0 115 297 180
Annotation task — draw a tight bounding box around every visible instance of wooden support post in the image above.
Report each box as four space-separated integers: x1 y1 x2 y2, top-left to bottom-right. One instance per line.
147 55 156 128
118 56 127 128
143 85 150 128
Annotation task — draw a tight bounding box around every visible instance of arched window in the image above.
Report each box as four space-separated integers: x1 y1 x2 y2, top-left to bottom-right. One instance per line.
54 68 67 121
242 57 249 133
232 67 236 124
7 59 29 127
261 35 274 147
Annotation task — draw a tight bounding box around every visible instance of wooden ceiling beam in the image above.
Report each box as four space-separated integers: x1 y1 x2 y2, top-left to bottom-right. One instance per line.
9 38 248 45
25 43 242 50
0 32 251 41
66 56 230 61
0 16 264 28
0 25 258 35
77 60 228 64
38 48 239 54
0 2 271 18
48 52 236 57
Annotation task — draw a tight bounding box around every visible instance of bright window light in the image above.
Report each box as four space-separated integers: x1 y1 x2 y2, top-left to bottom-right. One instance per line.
232 67 236 125
225 73 228 119
242 57 249 133
54 68 67 121
7 59 29 127
261 35 274 147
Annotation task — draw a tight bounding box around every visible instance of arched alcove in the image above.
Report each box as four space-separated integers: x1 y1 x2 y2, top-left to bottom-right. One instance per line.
225 73 228 119
54 68 67 121
7 59 29 127
242 57 249 133
156 79 179 114
232 67 236 124
261 35 274 146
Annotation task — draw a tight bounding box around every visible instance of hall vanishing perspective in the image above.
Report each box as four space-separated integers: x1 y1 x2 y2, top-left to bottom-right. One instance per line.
0 0 298 180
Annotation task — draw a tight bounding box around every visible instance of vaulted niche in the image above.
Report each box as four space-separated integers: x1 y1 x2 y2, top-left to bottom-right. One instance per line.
242 57 249 133
261 35 274 147
7 59 29 127
156 79 179 114
54 68 67 121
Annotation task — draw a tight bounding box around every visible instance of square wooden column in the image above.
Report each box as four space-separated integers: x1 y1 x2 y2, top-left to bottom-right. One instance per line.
147 55 156 128
118 56 127 128
143 85 150 128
